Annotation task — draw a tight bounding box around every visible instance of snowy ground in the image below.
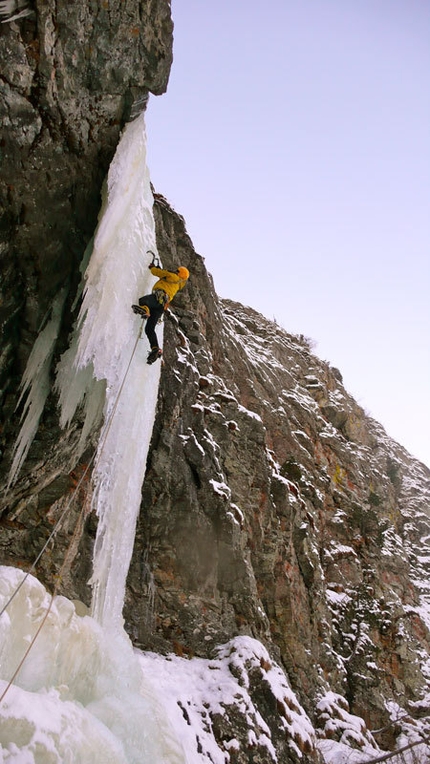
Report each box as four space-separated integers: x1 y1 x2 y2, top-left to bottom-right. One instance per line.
1 566 312 763
2 566 430 763
0 567 185 763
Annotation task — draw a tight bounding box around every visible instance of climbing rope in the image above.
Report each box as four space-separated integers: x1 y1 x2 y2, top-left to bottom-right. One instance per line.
0 499 87 703
0 321 145 702
94 322 144 458
0 460 94 620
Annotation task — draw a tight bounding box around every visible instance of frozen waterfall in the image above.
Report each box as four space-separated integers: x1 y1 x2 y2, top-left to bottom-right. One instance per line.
1 114 187 764
56 111 162 631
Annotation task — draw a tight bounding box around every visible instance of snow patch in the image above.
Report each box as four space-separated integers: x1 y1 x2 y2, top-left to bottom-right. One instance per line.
138 635 315 763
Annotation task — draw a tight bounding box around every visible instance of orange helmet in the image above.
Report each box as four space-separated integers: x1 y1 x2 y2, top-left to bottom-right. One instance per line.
177 266 189 280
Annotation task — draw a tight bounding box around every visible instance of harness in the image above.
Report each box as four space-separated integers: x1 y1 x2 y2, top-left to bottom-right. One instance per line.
153 288 170 308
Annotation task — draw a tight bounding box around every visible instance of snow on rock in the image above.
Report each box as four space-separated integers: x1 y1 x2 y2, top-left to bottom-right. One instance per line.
209 479 231 500
316 692 378 754
138 635 316 763
128 279 430 761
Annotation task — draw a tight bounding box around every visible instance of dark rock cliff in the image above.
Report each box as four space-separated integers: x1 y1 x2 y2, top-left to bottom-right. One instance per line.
124 195 430 753
1 4 430 762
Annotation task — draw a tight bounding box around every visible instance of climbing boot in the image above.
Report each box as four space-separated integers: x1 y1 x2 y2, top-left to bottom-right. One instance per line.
132 304 150 318
147 347 162 365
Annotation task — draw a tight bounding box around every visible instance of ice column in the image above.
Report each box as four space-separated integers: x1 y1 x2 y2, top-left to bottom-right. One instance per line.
56 112 162 630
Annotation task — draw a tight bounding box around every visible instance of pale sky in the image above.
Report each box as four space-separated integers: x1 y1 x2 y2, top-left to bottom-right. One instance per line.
146 0 430 469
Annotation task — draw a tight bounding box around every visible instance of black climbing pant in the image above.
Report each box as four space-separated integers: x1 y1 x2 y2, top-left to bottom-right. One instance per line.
138 293 164 349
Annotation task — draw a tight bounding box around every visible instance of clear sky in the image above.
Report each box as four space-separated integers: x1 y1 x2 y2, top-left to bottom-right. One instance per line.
146 0 430 469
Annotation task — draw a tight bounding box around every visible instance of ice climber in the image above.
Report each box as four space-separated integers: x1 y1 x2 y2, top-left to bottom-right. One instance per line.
132 262 190 364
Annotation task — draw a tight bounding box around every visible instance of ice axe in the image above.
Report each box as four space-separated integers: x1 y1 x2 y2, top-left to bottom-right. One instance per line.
147 250 161 268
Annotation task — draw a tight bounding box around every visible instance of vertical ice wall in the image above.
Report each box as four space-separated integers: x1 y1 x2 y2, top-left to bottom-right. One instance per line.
56 112 162 630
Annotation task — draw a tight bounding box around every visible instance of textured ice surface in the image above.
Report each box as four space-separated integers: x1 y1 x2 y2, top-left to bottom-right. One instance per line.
8 288 67 486
0 567 186 764
56 113 162 630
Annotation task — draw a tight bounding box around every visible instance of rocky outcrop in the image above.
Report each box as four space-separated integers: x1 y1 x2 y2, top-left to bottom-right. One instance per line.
124 193 430 754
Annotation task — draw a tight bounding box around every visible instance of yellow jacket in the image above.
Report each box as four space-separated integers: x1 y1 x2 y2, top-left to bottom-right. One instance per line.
150 266 188 304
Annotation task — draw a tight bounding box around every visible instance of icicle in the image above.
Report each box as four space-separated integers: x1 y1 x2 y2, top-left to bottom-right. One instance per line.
0 0 34 23
8 287 67 486
139 550 156 639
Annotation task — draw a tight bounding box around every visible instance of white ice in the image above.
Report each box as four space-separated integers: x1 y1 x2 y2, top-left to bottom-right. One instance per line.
55 112 162 630
8 288 67 487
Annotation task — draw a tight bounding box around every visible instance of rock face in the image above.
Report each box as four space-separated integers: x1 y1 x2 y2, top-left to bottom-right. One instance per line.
2 4 430 762
123 195 430 747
